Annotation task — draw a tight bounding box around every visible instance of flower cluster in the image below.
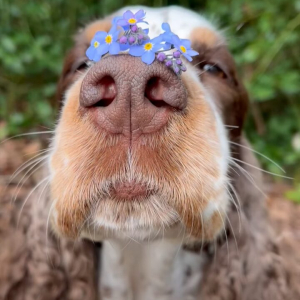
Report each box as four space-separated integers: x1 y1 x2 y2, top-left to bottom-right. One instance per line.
86 9 199 75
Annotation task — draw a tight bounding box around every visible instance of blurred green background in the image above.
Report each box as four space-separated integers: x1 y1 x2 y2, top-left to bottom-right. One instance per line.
0 0 300 196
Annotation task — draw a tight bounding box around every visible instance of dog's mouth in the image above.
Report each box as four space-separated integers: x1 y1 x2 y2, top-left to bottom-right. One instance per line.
110 181 150 200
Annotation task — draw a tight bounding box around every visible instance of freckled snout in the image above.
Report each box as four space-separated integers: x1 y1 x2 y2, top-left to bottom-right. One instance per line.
80 55 187 139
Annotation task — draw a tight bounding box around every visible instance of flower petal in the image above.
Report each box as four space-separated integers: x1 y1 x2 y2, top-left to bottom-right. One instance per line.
171 35 181 46
162 42 172 50
152 43 164 52
120 43 130 51
186 49 199 57
117 19 129 27
139 20 149 25
135 9 146 20
141 51 155 65
94 52 102 61
111 28 120 41
151 35 163 44
94 31 107 41
86 46 96 60
181 39 191 49
160 32 173 44
182 53 192 62
109 42 120 55
143 28 149 34
90 37 98 46
109 24 117 35
112 16 122 25
161 22 171 33
123 10 134 20
97 43 109 56
129 46 144 56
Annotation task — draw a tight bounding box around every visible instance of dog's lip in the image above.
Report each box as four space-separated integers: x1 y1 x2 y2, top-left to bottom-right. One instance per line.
111 181 149 200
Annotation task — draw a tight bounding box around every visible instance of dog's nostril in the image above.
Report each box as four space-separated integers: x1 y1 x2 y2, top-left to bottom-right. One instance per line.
92 98 114 107
93 76 116 107
145 77 169 108
91 76 116 108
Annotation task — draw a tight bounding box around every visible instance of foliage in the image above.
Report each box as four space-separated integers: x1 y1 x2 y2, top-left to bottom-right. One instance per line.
0 0 299 183
286 184 300 203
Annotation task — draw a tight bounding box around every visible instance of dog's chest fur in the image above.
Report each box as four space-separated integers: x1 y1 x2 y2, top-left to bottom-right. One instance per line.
99 239 206 300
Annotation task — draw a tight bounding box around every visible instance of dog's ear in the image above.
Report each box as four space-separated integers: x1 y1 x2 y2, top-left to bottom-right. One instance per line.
55 19 112 105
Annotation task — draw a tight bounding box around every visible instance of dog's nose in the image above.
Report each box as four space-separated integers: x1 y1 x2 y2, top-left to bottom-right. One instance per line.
80 55 187 139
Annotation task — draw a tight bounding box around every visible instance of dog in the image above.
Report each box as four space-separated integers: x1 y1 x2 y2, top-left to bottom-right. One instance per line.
53 6 248 298
1 5 299 300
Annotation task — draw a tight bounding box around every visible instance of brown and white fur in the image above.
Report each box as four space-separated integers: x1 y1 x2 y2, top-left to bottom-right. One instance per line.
1 5 300 300
52 7 241 299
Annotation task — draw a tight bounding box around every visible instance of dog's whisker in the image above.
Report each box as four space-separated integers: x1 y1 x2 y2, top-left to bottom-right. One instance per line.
225 182 242 232
230 159 267 198
45 200 57 267
45 197 57 249
0 131 54 145
8 149 51 185
229 140 285 173
12 156 49 204
232 157 293 180
224 211 240 256
192 59 206 68
17 176 50 228
215 206 230 265
228 183 243 234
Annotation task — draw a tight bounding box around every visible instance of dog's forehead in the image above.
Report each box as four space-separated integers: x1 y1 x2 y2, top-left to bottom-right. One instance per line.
116 6 222 45
83 6 223 50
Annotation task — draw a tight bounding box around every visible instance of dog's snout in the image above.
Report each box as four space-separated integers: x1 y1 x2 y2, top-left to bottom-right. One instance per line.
80 55 187 138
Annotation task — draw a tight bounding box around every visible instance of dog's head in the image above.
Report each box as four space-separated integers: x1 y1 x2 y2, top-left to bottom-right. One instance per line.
50 6 248 242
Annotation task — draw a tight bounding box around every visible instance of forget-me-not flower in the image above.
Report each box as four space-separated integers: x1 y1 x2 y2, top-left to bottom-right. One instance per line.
129 37 164 64
172 35 198 62
86 25 120 62
117 10 148 28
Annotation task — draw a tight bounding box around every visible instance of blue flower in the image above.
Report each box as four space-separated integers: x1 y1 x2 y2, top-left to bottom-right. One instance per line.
113 16 130 31
117 10 148 28
129 37 164 64
158 23 177 50
161 23 175 43
172 36 198 62
86 34 102 61
86 25 120 62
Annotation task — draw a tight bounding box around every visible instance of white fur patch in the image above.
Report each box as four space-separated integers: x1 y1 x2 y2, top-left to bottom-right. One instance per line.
116 5 218 39
100 239 206 300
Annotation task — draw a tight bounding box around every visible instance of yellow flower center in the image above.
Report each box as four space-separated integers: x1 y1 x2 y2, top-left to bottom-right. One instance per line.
128 18 137 24
180 45 187 53
144 43 153 51
105 35 112 44
94 41 99 48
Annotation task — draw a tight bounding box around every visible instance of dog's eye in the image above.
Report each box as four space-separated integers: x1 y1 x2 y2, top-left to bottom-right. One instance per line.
71 60 88 73
200 63 227 79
